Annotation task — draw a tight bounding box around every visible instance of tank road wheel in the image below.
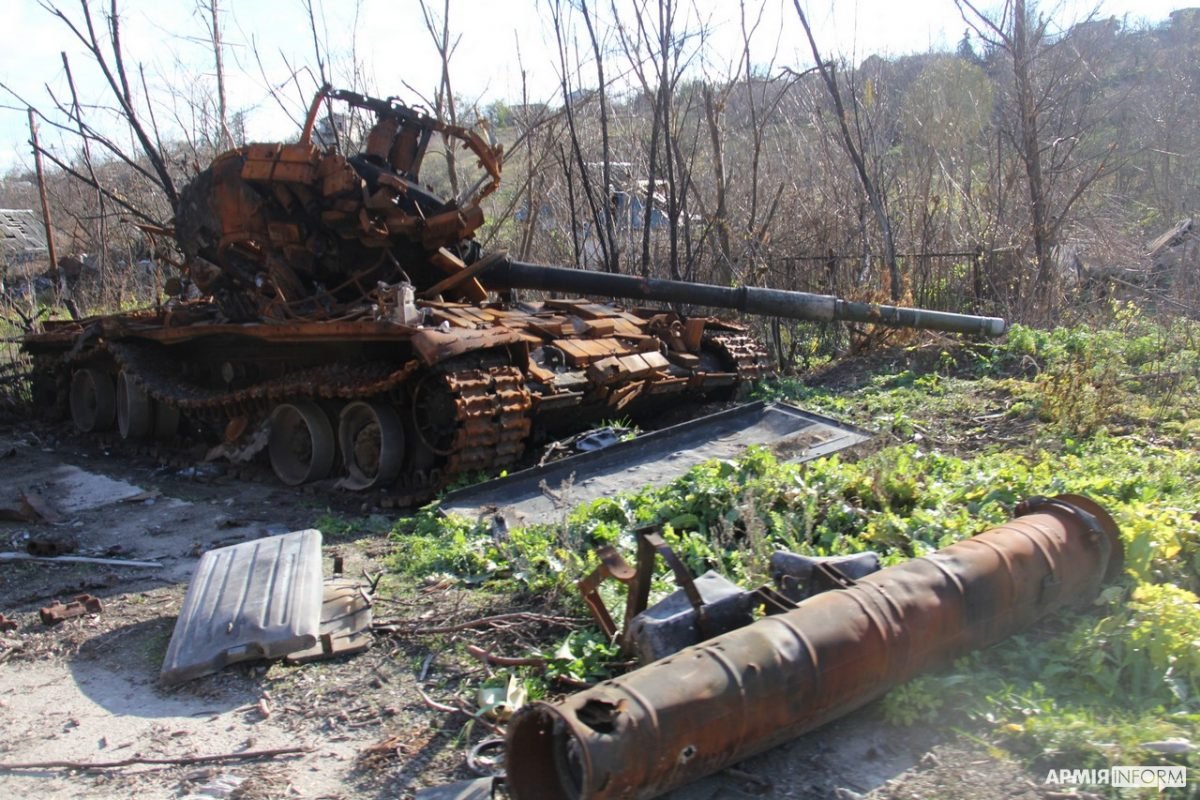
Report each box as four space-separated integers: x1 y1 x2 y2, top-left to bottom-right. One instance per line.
268 399 336 486
338 401 405 491
116 371 154 440
410 372 460 457
69 368 116 433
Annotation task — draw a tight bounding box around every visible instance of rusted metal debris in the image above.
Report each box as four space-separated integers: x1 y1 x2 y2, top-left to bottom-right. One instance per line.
770 550 881 600
439 402 871 527
283 577 374 665
161 530 324 685
578 526 797 664
162 533 375 684
507 495 1123 800
174 87 501 322
414 777 503 800
39 594 103 625
577 525 882 664
25 533 77 557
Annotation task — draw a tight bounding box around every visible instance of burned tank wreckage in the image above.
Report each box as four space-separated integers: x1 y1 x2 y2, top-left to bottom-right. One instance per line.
19 88 1006 498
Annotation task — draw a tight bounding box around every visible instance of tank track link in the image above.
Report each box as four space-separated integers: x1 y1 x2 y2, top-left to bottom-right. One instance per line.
441 366 532 476
704 333 773 381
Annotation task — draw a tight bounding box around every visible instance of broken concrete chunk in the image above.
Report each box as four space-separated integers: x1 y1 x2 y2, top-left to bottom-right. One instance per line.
161 529 323 686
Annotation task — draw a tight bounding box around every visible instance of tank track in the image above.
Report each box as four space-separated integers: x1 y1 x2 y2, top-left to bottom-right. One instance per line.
35 342 534 507
104 341 418 410
441 366 532 475
705 333 773 381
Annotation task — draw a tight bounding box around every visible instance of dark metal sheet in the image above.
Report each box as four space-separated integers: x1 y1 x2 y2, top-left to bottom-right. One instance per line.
284 577 374 664
414 777 499 800
160 529 323 686
439 401 871 526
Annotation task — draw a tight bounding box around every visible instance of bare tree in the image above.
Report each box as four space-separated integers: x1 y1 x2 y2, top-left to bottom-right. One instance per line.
549 0 615 271
792 0 901 299
37 0 178 210
957 0 1118 318
578 0 620 273
418 0 462 196
199 0 233 149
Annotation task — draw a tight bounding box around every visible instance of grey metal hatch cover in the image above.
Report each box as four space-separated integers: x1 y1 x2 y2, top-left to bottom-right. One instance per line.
439 401 871 527
161 529 324 686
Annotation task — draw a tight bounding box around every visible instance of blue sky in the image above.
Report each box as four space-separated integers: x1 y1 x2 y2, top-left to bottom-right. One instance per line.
0 0 1188 174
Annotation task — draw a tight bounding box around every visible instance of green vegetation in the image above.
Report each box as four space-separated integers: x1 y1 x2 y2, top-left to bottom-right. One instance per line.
387 307 1199 785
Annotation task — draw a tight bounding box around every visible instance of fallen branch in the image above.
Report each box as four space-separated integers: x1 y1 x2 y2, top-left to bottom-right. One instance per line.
465 644 546 668
372 611 582 635
416 686 458 713
0 744 312 771
415 688 504 734
453 698 505 735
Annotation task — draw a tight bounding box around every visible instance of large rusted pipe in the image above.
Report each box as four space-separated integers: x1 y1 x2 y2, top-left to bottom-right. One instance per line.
506 494 1123 800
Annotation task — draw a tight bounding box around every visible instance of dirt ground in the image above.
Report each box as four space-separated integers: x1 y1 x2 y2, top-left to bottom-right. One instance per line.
0 417 1067 800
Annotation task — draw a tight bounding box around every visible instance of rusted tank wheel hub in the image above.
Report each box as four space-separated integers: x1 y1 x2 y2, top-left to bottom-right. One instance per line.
268 400 336 486
338 401 405 490
116 370 155 440
411 373 459 456
69 367 116 433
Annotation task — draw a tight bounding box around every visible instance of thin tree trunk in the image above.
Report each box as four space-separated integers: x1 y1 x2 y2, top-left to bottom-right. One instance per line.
207 0 232 148
580 0 619 273
792 0 901 299
61 52 107 299
702 84 732 283
28 109 61 310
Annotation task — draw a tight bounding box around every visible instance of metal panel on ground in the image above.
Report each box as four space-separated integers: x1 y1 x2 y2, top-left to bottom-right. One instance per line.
160 530 324 686
439 402 871 526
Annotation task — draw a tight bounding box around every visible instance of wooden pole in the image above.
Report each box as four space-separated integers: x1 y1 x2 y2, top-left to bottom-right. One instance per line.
27 108 60 308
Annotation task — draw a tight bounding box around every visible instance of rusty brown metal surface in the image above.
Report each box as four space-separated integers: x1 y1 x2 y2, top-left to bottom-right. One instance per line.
174 87 502 322
506 495 1123 800
39 594 104 625
578 527 718 653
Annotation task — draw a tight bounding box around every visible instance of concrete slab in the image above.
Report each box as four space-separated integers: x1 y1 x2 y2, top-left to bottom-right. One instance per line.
44 464 147 513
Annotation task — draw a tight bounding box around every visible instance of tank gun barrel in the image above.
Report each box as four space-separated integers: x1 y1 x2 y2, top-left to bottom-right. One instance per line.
485 258 1007 337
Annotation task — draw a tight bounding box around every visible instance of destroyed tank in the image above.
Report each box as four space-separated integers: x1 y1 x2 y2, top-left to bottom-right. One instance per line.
18 88 1006 502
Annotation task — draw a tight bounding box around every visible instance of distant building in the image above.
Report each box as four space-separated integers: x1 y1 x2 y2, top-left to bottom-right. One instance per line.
0 208 48 266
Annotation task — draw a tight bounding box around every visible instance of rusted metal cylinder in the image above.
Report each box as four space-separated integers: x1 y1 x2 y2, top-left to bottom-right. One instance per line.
506 494 1123 800
488 259 1008 337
